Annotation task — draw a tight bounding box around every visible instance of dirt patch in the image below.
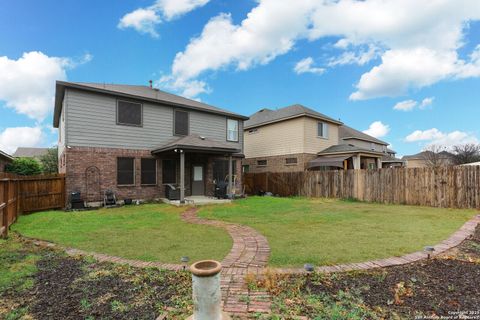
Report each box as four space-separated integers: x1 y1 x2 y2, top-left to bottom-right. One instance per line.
0 238 192 320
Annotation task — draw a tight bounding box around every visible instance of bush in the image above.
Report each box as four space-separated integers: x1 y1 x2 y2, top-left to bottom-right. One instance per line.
40 148 58 174
6 158 42 176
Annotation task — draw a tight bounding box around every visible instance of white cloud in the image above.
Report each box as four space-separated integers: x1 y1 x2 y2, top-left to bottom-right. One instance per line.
118 8 161 38
160 0 480 98
420 97 434 109
405 128 478 148
363 121 390 138
393 96 434 111
157 75 209 98
119 0 209 37
0 51 89 121
393 99 417 111
0 126 43 154
293 57 325 75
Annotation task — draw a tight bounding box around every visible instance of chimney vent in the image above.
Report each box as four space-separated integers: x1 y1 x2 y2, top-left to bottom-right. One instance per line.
149 80 153 88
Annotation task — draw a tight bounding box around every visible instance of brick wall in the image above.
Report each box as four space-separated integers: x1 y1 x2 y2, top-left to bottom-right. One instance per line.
243 153 317 173
0 158 11 172
64 146 243 204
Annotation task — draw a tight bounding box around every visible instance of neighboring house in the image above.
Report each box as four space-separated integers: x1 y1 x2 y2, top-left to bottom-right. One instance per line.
381 148 405 168
402 151 453 168
243 104 398 173
460 161 480 166
0 150 13 172
13 147 49 161
53 81 248 204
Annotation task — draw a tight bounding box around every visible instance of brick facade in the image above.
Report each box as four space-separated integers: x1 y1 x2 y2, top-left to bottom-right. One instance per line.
243 153 317 173
63 146 242 205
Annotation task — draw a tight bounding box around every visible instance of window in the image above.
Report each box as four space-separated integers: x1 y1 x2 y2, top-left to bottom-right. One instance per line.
371 143 375 151
174 110 189 136
317 122 328 138
213 160 237 182
227 119 239 142
162 159 176 184
141 158 157 185
117 100 142 126
242 165 250 173
285 157 298 165
117 157 135 185
257 160 267 166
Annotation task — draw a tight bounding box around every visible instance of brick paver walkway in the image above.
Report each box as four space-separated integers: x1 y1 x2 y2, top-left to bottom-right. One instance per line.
181 207 271 315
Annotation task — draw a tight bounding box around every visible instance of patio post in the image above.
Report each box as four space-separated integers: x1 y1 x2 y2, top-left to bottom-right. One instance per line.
228 155 233 197
180 150 185 203
376 157 382 169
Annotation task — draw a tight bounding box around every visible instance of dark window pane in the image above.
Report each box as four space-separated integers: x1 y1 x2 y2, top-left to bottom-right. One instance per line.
162 159 177 184
117 157 134 185
285 158 297 164
174 110 189 136
118 101 142 126
141 158 157 185
213 160 237 182
257 160 267 166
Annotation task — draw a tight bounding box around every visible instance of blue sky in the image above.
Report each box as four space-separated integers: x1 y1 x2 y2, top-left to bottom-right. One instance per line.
1 0 480 156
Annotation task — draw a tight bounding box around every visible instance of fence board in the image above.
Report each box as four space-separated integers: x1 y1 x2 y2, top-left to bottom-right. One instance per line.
0 173 65 238
244 167 480 209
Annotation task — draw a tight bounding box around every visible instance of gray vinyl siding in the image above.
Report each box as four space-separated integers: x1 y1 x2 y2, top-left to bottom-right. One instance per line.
64 89 243 152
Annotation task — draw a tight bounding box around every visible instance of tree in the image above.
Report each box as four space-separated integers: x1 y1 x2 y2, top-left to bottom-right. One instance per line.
6 157 42 175
451 144 480 165
40 147 59 174
422 145 450 168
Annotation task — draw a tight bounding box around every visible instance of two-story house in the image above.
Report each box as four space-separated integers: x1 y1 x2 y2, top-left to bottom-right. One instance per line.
54 81 247 205
243 104 400 173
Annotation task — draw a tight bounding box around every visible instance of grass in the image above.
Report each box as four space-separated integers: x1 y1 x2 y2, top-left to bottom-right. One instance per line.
0 239 40 293
198 197 477 267
12 203 232 263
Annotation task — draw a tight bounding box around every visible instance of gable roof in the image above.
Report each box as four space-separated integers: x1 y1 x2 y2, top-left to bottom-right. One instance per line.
402 150 453 160
339 125 388 146
53 81 248 128
244 104 343 129
13 147 49 158
0 149 13 162
151 135 241 154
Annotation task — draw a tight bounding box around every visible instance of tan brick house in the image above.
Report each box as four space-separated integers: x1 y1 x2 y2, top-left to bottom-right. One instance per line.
53 81 248 205
243 104 401 173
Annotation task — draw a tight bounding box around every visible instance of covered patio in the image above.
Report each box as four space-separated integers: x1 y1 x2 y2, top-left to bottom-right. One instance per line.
151 135 242 203
308 145 384 170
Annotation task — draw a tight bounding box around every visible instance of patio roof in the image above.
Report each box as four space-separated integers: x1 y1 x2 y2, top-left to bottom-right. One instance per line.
307 155 350 169
151 135 241 155
317 144 384 157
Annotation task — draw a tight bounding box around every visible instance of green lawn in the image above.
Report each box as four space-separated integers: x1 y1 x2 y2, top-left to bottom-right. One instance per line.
12 204 232 264
198 197 477 267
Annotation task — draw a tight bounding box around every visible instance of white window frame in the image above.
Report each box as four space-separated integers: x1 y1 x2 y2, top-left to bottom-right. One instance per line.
227 119 239 142
317 122 328 139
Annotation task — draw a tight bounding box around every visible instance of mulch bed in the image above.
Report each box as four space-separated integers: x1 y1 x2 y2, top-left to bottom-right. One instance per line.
268 225 480 319
0 238 192 320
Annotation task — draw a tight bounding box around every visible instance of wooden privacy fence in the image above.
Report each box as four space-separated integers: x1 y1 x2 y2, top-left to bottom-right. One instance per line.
243 166 480 209
0 173 65 238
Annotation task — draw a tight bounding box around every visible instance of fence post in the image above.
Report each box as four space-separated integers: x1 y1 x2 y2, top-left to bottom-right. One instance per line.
2 179 9 238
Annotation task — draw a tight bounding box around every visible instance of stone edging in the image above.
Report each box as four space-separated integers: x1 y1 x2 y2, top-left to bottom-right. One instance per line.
272 214 480 275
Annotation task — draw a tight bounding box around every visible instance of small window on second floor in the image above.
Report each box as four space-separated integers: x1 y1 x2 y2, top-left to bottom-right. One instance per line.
317 122 328 138
257 160 267 166
117 100 142 126
227 119 239 142
371 143 375 151
174 110 189 136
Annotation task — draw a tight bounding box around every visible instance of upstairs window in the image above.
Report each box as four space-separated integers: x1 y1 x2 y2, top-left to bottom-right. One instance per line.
317 122 328 138
371 143 375 151
141 158 157 185
117 100 142 126
227 119 239 142
174 110 189 136
117 157 135 185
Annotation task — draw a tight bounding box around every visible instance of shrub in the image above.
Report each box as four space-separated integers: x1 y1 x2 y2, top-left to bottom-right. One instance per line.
6 157 42 176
